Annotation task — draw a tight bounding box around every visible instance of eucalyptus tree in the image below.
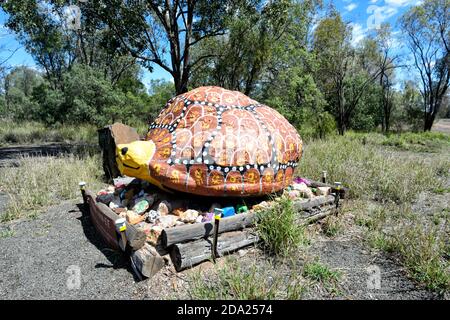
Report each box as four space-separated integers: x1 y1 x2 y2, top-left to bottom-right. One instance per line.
89 0 249 94
400 0 449 131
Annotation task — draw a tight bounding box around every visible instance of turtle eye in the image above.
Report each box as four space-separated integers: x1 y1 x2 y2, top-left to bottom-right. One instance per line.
121 147 128 155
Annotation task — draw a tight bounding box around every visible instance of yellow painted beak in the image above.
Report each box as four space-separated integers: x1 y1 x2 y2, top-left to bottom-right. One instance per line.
116 140 162 187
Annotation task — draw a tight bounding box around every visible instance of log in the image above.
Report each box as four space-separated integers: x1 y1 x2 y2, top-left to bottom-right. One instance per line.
85 190 146 251
162 195 336 247
170 229 259 271
302 206 336 225
130 243 165 279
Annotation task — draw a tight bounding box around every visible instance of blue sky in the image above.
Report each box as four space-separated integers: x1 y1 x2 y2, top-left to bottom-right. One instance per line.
0 0 423 89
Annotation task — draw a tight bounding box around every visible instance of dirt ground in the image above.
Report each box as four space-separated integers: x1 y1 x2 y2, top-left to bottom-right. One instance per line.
432 118 450 134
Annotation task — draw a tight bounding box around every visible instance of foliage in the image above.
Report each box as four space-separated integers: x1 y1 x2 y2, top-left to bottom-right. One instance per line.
255 196 310 257
0 0 448 136
1 64 174 127
400 0 450 131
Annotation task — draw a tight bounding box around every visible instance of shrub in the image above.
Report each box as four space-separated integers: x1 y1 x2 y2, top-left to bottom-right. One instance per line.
255 197 309 257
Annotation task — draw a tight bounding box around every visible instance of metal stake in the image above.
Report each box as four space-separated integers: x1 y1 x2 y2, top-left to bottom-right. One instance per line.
212 209 222 262
322 171 327 184
115 218 127 252
79 181 87 210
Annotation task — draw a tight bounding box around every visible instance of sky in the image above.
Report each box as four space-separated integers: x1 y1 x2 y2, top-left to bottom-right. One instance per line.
0 0 424 90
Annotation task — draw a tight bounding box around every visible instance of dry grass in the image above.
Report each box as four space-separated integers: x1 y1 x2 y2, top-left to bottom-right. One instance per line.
0 121 98 146
299 133 449 203
0 155 104 222
355 203 450 293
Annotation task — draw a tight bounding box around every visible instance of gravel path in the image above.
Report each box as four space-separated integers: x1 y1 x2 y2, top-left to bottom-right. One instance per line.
0 201 150 299
309 237 439 299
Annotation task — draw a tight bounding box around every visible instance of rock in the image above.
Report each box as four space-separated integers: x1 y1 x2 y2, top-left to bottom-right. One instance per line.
157 201 170 216
113 176 135 188
147 226 164 245
238 249 247 257
133 199 150 214
113 207 127 214
124 189 135 201
140 223 153 236
293 177 311 186
252 201 270 211
172 208 185 216
119 211 127 218
287 190 300 200
109 197 122 210
317 187 331 196
156 215 179 228
146 210 160 223
195 215 204 223
121 199 130 208
292 182 314 198
126 210 146 225
96 193 114 205
202 212 214 222
179 209 199 223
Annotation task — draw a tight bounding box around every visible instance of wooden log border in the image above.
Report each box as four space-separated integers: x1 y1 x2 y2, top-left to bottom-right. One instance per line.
162 195 336 248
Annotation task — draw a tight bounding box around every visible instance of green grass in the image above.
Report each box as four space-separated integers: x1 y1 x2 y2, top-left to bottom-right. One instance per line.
188 258 306 300
0 155 104 222
433 187 450 194
255 197 310 257
381 132 450 152
344 131 450 152
302 260 341 283
302 260 342 295
299 132 450 294
0 120 98 146
0 227 15 238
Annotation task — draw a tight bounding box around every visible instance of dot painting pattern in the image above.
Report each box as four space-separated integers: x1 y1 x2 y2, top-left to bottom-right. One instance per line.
145 86 303 196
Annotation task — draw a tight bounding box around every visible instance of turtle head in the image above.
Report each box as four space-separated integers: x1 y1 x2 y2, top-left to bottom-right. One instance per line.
116 140 159 185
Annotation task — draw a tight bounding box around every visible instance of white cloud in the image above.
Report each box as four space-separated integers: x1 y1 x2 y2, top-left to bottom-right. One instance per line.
366 5 399 30
345 3 358 12
350 23 367 46
384 0 418 7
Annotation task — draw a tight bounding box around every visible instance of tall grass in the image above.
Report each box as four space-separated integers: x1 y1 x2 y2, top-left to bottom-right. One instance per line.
255 197 310 257
0 121 98 146
0 155 104 222
299 133 449 202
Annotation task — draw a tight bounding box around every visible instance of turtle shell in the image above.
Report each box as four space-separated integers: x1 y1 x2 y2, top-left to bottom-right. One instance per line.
145 86 302 196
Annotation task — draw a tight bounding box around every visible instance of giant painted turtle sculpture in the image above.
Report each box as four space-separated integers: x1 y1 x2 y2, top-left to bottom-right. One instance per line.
116 86 303 197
